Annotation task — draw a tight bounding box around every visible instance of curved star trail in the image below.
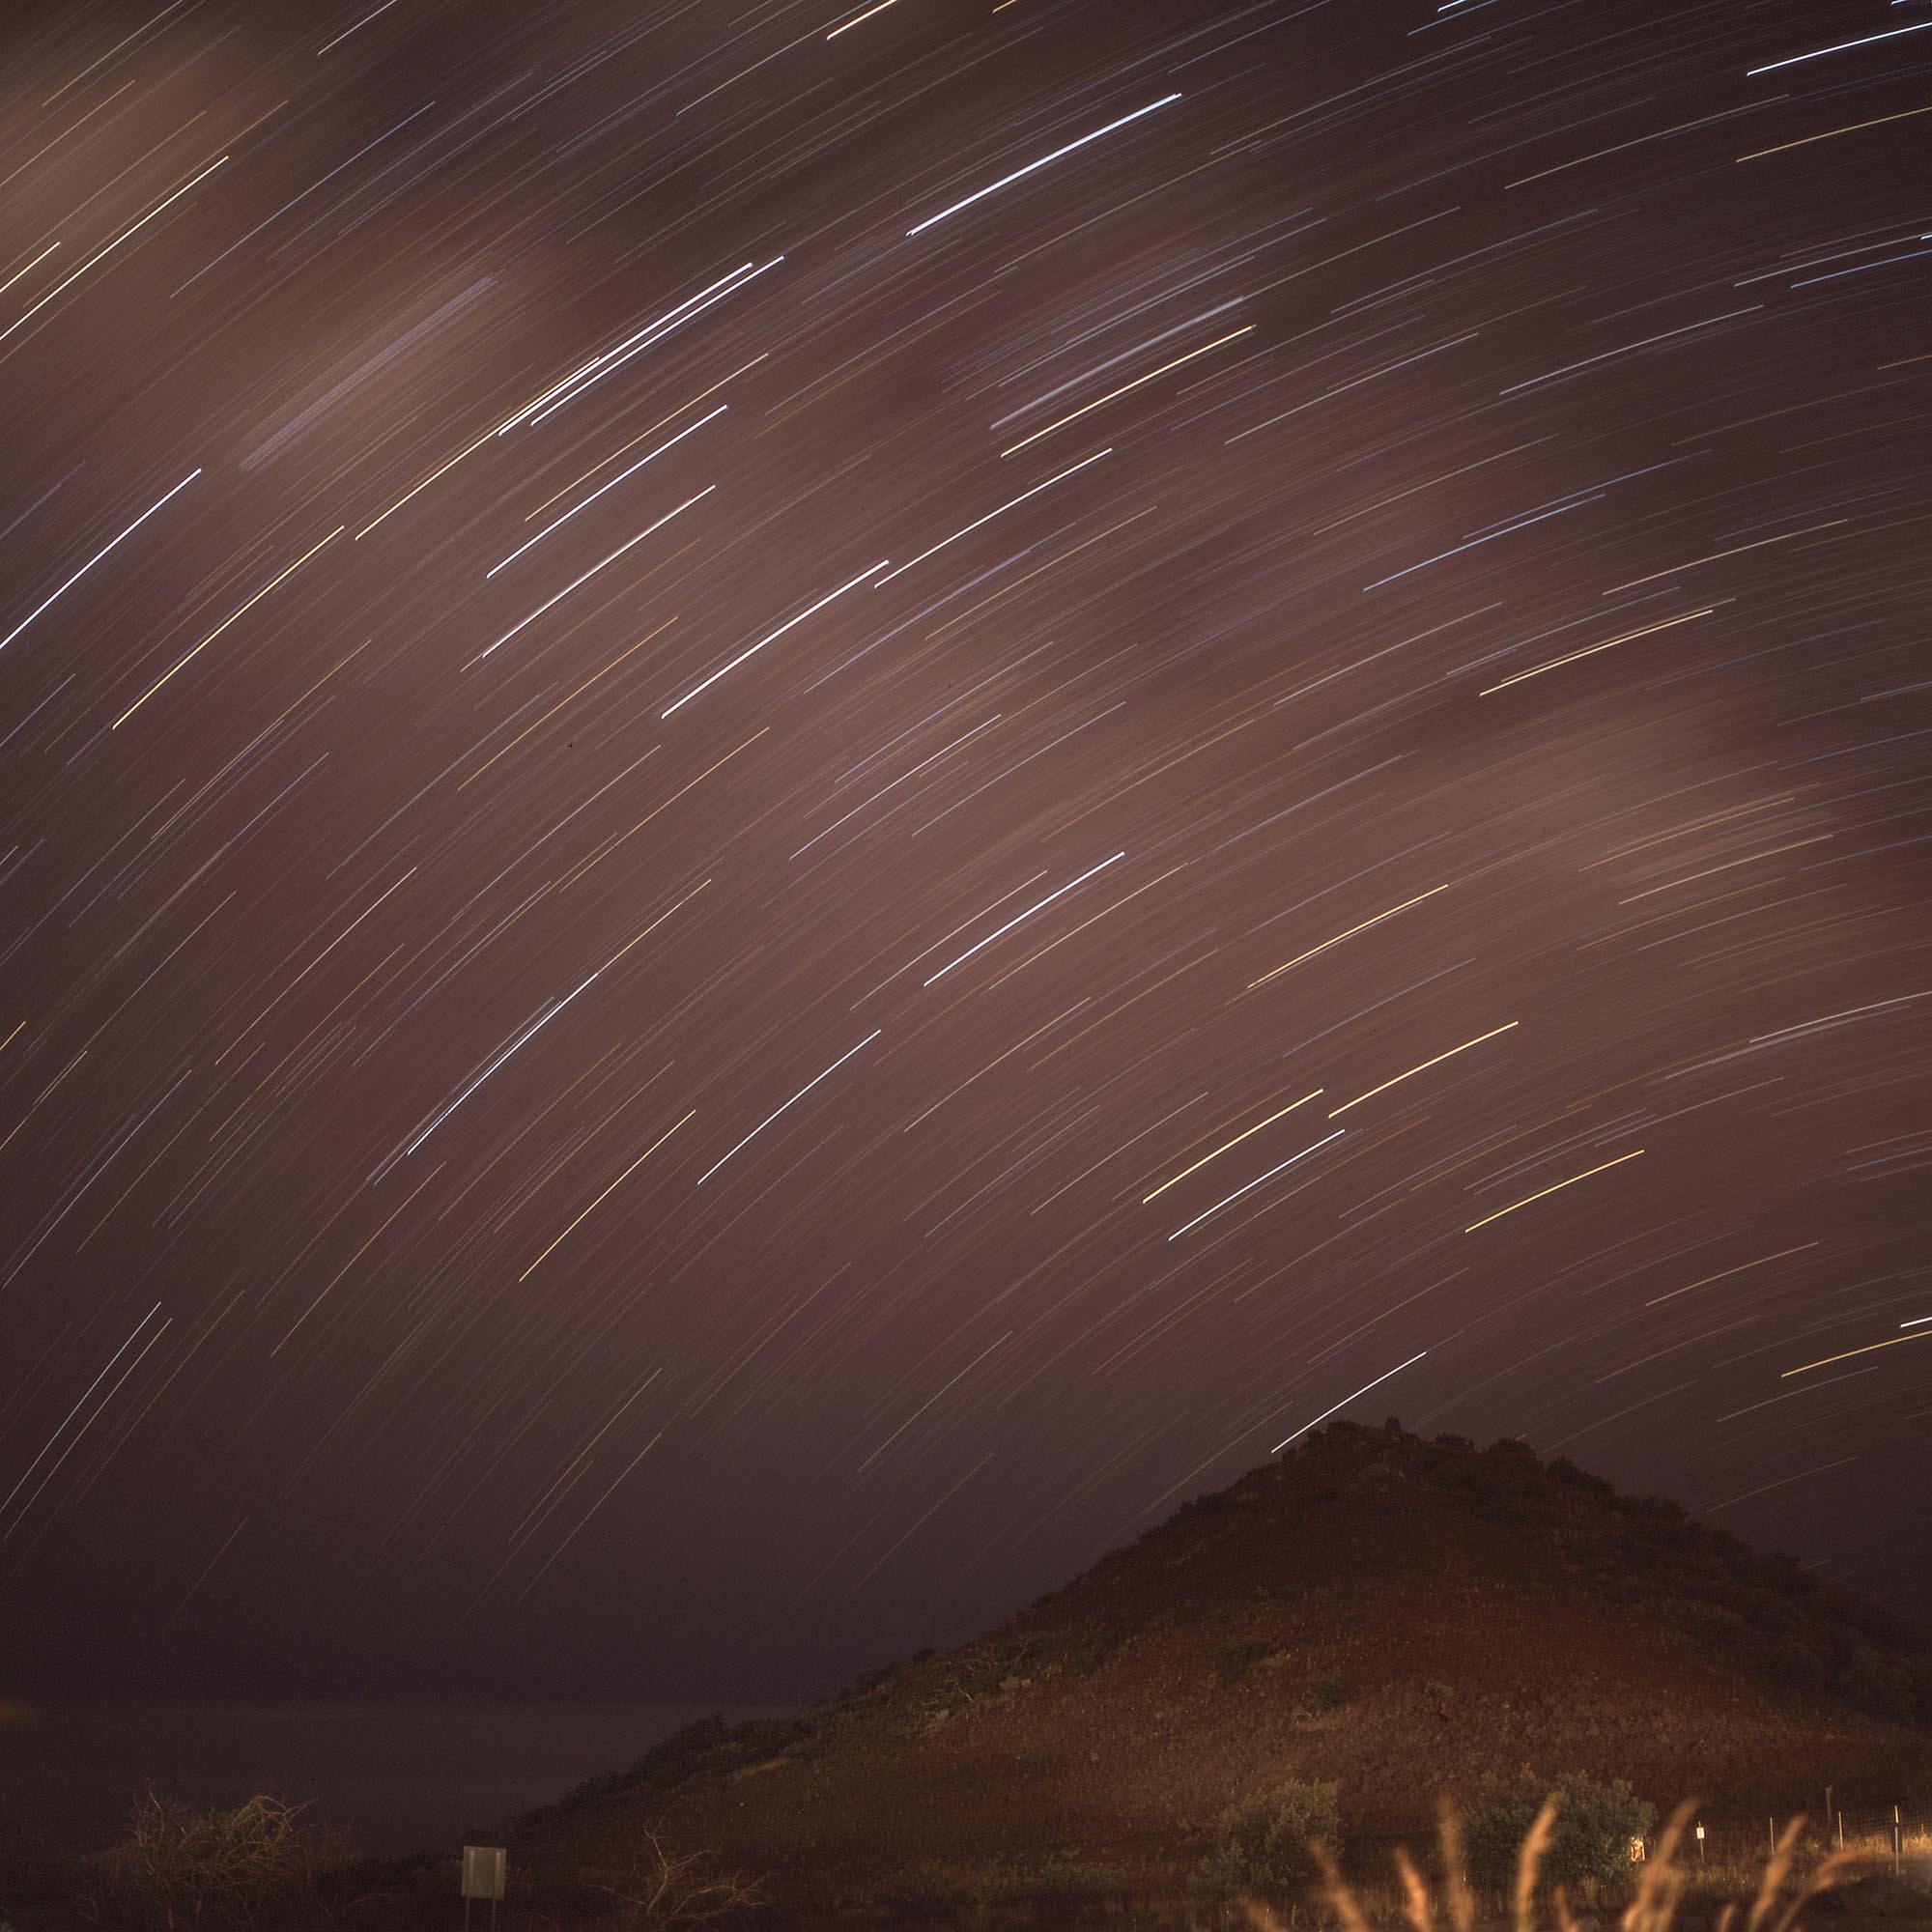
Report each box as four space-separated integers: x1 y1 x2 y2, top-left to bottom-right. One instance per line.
1 0 1926 1700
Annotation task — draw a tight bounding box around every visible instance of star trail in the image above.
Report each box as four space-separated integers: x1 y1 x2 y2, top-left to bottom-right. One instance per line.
1 0 1926 1704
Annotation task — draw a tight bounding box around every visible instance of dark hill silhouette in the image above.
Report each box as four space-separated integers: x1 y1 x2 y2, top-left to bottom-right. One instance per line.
513 1421 1932 1906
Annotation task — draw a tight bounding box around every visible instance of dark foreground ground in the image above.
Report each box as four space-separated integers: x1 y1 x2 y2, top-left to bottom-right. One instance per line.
3 1823 1926 1932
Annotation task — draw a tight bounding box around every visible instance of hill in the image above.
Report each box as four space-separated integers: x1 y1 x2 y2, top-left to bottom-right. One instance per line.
512 1422 1932 1908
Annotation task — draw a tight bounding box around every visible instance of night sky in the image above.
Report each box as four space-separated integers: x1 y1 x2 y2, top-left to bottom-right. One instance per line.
2 0 1927 1708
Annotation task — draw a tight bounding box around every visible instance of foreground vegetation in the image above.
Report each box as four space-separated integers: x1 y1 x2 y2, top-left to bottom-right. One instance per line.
3 1772 1924 1932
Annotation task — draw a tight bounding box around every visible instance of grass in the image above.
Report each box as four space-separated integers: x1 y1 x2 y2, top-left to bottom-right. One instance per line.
1294 1802 1858 1932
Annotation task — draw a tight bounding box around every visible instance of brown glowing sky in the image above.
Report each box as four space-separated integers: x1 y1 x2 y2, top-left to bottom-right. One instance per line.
1 0 1927 1702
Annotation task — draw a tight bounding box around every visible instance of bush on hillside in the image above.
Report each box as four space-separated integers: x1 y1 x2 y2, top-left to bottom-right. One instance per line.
80 1786 347 1929
1197 1778 1341 1895
1760 1637 1826 1690
1842 1644 1916 1721
590 1822 765 1928
562 1709 837 1811
583 1713 735 1802
1302 1676 1351 1714
1213 1636 1275 1680
1461 1769 1653 1891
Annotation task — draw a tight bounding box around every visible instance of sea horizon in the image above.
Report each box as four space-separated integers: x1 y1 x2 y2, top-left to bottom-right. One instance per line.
0 1698 794 1861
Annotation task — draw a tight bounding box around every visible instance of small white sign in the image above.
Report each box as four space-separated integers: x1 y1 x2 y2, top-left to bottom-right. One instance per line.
462 1845 506 1900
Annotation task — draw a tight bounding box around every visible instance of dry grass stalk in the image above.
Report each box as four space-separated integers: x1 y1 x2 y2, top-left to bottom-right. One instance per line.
1316 1843 1378 1932
1438 1796 1477 1932
1514 1799 1559 1932
1747 1815 1806 1932
1623 1800 1696 1932
1748 1818 1854 1932
1236 1895 1292 1932
1393 1844 1434 1932
1262 1798 1849 1932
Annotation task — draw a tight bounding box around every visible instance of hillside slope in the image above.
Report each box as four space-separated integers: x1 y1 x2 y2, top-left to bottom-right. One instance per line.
516 1422 1932 1903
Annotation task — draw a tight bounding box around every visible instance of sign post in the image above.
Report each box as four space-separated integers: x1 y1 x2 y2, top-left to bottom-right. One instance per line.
462 1845 506 1932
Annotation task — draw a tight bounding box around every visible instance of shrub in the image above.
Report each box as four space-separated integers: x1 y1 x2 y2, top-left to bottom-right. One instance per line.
1214 1636 1275 1680
587 1713 733 1801
986 1861 1131 1906
1066 1632 1122 1678
1840 1644 1915 1720
1034 1860 1129 1895
1690 1605 1750 1651
1547 1455 1616 1504
1423 1681 1454 1704
1462 1769 1654 1890
1760 1636 1825 1690
1198 1778 1341 1895
1910 1655 1932 1726
561 1710 836 1811
81 1786 346 1929
1302 1676 1351 1714
590 1822 764 1928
